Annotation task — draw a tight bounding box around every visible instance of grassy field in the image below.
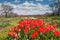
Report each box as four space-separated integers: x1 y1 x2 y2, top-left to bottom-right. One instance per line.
0 16 60 40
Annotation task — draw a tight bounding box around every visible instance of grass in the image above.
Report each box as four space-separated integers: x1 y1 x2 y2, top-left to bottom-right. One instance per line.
0 16 60 40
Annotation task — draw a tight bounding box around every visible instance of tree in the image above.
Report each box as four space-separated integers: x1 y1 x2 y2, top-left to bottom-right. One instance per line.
49 0 60 15
49 2 54 15
53 0 60 15
1 3 13 17
57 0 60 15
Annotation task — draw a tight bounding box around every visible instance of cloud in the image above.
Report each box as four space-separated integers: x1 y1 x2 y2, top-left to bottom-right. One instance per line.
0 1 53 15
14 0 20 2
12 2 52 15
36 0 43 2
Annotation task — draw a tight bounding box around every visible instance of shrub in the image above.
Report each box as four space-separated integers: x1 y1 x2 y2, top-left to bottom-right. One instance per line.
7 18 60 40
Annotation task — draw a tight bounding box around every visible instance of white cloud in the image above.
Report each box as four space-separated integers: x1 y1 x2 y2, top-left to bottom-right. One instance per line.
14 0 20 2
0 1 53 15
36 0 43 2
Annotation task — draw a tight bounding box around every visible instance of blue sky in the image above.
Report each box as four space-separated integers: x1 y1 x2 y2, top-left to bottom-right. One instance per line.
0 0 55 5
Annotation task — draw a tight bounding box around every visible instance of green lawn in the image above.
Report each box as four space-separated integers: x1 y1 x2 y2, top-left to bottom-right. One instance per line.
0 16 60 40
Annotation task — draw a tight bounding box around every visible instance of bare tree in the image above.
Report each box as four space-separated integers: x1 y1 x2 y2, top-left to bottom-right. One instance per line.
49 2 54 15
1 3 13 17
49 0 60 15
54 0 60 15
57 0 60 15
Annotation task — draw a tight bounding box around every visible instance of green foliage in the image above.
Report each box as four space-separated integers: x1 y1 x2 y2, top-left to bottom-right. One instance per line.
0 21 9 27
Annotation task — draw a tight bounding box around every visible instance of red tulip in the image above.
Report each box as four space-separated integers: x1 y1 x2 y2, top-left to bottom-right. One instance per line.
27 18 32 24
13 32 18 38
53 24 57 29
21 20 26 25
17 29 21 33
45 24 56 32
13 26 17 30
8 32 12 36
45 25 51 32
10 26 16 32
38 27 45 34
35 22 39 26
50 25 55 30
18 24 23 29
31 31 38 39
25 24 29 29
24 29 29 34
23 20 28 24
31 25 35 29
53 31 60 36
39 22 43 27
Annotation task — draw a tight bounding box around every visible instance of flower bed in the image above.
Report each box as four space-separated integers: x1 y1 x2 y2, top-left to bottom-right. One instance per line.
7 18 60 40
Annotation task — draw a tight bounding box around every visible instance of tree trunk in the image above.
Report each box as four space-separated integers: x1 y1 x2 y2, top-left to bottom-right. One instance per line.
52 13 55 16
57 12 59 15
5 12 7 17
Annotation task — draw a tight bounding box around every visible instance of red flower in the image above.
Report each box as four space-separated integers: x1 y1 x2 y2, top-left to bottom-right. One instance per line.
21 20 26 25
17 29 21 33
8 32 12 36
27 18 32 24
45 24 56 32
13 32 18 38
13 26 17 30
35 22 39 26
53 24 57 29
39 22 43 27
38 27 45 34
45 25 51 32
18 24 23 29
23 20 28 24
31 25 35 29
50 25 55 30
25 24 29 29
53 31 60 36
24 29 29 34
10 26 16 32
31 31 38 39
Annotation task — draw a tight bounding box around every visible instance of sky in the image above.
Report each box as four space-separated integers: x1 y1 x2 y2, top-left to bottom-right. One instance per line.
0 0 55 5
0 0 55 15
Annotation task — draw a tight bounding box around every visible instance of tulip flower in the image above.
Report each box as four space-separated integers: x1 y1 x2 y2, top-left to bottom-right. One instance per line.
18 24 23 29
8 32 13 36
10 26 16 32
53 31 60 37
31 31 38 39
17 29 21 33
38 27 45 34
25 24 29 29
13 32 18 38
24 29 29 34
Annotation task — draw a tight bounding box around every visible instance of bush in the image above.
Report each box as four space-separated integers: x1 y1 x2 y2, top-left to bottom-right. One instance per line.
7 18 60 40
